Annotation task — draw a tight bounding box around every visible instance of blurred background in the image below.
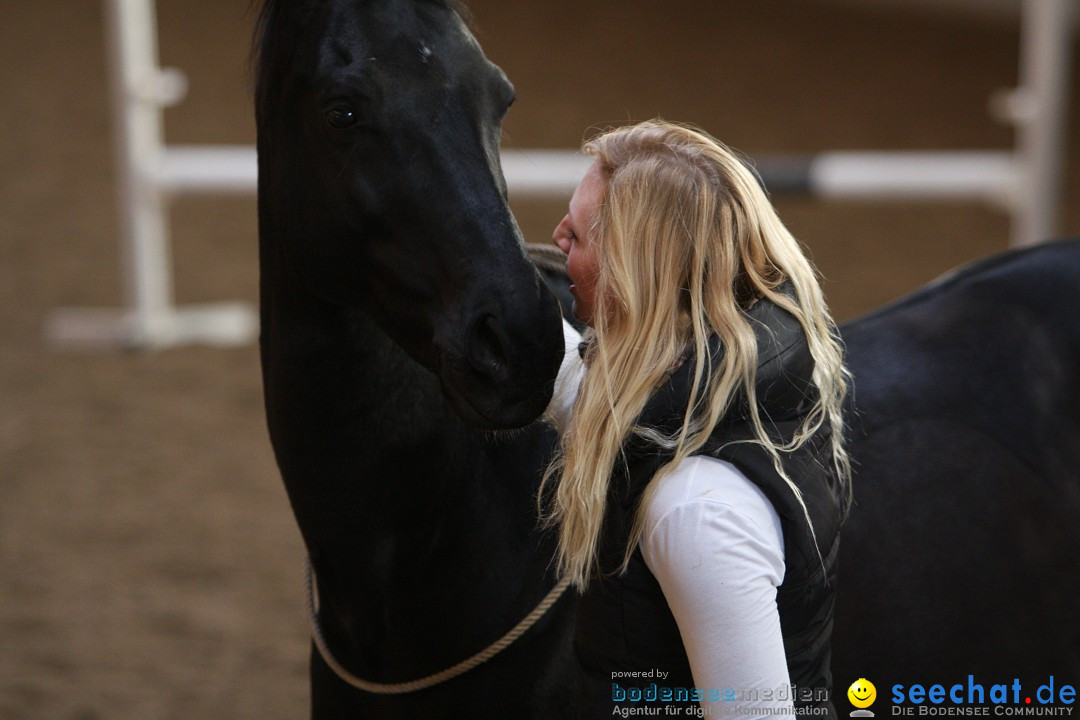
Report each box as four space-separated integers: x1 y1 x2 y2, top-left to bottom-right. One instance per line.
1 0 1077 717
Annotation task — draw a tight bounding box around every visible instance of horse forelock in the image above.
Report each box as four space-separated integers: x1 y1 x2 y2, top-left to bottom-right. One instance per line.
253 0 474 105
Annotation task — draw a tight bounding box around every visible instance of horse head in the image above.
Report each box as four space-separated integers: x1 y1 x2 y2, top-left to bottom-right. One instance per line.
255 0 563 429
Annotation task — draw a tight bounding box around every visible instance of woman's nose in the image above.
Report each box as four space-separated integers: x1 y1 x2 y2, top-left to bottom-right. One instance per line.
553 218 570 254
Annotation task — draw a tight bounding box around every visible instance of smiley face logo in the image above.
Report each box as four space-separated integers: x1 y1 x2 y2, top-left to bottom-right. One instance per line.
847 678 877 709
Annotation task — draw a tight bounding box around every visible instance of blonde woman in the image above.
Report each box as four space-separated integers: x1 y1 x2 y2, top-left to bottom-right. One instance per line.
544 120 851 718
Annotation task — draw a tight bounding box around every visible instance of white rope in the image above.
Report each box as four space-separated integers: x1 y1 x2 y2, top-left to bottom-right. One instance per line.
304 556 573 694
301 243 571 693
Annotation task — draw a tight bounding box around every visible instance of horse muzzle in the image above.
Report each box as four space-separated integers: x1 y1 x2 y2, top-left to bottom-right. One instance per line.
436 290 564 430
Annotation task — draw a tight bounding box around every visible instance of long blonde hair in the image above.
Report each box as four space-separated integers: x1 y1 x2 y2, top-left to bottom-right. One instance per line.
541 120 851 590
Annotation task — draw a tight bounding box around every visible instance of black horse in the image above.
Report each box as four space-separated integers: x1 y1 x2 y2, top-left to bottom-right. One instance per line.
833 237 1080 692
255 0 576 717
256 1 1080 716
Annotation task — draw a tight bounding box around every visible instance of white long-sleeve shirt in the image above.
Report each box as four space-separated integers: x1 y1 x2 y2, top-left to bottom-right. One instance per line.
545 320 793 716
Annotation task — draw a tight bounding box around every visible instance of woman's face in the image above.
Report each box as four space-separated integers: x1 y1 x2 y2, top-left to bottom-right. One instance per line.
553 162 605 325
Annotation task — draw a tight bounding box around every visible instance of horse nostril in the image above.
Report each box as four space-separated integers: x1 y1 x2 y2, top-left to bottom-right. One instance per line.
467 314 511 382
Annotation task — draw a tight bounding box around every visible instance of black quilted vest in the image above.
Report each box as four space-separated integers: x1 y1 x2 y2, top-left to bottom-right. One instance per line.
574 293 845 718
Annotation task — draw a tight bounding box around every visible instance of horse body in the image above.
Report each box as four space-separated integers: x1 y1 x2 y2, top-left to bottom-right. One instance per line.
256 1 1079 713
834 238 1080 686
256 0 575 716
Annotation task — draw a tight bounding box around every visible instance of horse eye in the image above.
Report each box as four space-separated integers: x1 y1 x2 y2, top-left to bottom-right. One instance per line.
325 104 358 129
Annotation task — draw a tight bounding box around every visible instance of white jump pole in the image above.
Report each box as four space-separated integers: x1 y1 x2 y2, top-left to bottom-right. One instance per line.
1008 0 1077 247
47 0 258 350
47 0 1073 349
741 0 1075 248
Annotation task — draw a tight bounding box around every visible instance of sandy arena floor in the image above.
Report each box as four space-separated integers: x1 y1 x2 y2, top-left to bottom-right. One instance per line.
1 1 1077 717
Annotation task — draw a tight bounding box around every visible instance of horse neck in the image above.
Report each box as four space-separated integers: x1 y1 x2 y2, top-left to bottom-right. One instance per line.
259 239 472 551
258 234 559 675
